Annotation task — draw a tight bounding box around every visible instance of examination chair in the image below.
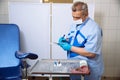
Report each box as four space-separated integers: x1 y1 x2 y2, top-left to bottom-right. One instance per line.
0 24 38 80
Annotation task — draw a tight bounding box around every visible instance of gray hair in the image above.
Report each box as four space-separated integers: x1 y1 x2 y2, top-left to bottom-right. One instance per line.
72 1 88 16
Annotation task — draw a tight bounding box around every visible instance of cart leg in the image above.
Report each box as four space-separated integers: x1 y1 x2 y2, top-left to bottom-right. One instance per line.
81 75 84 80
49 75 53 80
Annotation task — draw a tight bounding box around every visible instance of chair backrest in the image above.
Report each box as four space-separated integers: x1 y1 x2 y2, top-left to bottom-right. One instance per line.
0 24 22 79
0 24 20 68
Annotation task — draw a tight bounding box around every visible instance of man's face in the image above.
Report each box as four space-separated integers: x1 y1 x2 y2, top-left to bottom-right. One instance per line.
72 6 83 21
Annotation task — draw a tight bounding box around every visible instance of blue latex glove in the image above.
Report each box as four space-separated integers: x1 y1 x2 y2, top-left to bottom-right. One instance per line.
58 37 66 44
59 42 72 51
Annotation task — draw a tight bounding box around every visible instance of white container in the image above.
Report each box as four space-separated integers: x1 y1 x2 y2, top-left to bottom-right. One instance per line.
80 60 88 68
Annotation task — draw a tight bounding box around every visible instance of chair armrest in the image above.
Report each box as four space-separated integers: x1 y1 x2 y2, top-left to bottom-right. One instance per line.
15 51 38 60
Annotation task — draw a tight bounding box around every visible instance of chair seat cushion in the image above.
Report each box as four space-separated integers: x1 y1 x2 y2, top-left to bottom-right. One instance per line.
0 65 21 79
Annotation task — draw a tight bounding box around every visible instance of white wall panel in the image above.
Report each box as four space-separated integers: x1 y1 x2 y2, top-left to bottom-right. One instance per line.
9 3 50 60
51 4 73 59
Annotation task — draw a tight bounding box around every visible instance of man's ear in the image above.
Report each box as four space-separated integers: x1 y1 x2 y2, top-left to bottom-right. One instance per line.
82 10 88 17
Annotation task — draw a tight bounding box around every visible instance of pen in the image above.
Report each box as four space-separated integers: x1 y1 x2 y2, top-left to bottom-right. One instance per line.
62 34 65 38
62 34 67 42
62 34 69 43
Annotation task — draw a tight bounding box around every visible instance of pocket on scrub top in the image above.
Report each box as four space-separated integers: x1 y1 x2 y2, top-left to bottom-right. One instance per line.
77 34 84 44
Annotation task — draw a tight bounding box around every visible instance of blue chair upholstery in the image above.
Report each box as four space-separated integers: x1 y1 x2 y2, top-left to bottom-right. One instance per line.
0 24 38 80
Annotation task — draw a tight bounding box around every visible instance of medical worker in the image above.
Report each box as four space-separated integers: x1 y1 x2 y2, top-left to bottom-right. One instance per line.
58 1 104 80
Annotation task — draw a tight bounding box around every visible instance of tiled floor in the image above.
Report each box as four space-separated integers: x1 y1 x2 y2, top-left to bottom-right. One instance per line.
102 77 120 80
27 77 120 80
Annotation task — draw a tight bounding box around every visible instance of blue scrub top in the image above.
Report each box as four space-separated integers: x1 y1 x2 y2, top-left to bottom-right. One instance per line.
66 17 104 75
